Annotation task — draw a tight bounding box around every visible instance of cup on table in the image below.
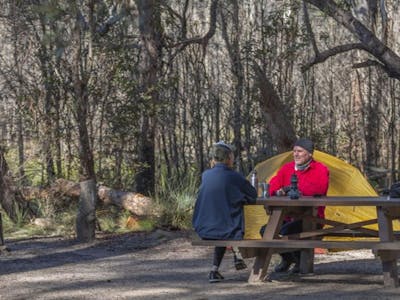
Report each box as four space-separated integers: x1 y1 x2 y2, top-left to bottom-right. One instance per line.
258 182 270 198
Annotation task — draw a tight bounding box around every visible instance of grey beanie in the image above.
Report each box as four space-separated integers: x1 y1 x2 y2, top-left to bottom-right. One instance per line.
213 141 234 152
294 138 314 154
209 141 234 161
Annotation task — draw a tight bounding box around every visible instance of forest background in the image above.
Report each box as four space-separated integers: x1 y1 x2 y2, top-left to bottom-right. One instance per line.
0 0 399 239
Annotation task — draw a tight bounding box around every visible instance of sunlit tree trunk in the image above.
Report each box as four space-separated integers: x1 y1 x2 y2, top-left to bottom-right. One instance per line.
134 0 163 195
71 0 97 242
220 0 245 171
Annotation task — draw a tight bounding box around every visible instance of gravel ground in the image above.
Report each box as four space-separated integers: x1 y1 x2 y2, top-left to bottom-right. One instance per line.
1 230 400 300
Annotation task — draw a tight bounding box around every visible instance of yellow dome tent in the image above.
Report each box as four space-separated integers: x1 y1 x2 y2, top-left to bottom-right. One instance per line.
244 150 398 239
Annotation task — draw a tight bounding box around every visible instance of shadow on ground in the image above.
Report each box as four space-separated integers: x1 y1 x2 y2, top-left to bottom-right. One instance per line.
1 231 400 299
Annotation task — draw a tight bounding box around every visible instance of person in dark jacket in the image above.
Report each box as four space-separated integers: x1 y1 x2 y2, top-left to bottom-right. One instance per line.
193 141 257 283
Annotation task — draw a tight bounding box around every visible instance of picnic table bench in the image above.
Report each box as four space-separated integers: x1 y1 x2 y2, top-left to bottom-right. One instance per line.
192 196 400 287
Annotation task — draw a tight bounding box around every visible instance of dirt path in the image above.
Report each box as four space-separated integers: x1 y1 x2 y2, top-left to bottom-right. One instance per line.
1 230 400 299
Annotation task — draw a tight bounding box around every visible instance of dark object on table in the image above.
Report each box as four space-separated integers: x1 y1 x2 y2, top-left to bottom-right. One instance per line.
288 173 300 199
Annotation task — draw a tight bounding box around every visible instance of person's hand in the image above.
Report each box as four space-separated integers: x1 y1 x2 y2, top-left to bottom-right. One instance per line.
276 186 290 196
276 188 286 196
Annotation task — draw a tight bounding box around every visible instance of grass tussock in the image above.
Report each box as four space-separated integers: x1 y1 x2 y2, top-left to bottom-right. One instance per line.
155 169 199 230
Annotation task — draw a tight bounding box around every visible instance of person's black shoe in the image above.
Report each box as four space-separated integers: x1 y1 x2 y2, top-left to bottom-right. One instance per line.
234 258 247 270
274 259 292 272
290 262 300 274
209 271 224 283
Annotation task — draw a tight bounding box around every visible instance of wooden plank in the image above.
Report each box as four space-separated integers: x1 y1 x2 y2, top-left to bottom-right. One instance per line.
323 230 379 238
192 239 400 250
283 218 379 239
316 217 379 237
255 196 400 208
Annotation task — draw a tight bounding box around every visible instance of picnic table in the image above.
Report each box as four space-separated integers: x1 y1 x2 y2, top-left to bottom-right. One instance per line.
193 196 400 287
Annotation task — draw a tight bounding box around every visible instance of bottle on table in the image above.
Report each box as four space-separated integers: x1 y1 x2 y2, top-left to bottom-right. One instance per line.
250 170 259 196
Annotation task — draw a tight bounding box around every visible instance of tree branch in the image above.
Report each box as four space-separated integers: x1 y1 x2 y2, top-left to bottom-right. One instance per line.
169 0 218 52
304 0 400 79
97 2 135 35
352 59 385 70
301 43 368 72
160 0 190 40
302 0 319 56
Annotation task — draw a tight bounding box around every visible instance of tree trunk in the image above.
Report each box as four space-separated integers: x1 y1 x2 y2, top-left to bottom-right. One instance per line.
0 149 35 222
97 185 154 217
388 79 397 183
71 2 97 242
134 0 163 195
364 68 380 175
16 112 26 184
253 63 296 152
0 212 4 246
76 179 97 242
220 0 245 171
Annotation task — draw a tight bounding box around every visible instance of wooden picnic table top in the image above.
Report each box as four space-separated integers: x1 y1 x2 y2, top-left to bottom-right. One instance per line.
255 196 400 207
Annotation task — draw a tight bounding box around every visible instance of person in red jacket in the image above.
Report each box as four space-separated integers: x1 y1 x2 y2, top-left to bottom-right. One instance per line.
268 138 329 273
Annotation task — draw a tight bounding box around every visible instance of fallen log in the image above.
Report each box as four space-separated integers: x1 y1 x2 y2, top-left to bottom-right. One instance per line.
22 178 156 217
97 185 154 217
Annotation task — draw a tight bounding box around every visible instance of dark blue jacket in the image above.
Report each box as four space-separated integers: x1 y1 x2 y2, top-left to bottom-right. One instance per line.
192 163 257 240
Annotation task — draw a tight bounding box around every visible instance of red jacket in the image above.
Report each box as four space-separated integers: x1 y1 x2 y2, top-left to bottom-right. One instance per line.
269 160 329 218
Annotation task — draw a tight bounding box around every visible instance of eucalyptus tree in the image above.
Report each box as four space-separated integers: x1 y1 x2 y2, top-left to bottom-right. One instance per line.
219 0 245 170
301 0 400 182
101 0 219 193
302 0 400 79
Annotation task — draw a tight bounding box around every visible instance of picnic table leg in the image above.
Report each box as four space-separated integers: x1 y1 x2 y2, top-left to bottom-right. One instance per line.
248 207 284 283
262 207 284 240
377 207 399 287
248 248 274 283
299 207 317 274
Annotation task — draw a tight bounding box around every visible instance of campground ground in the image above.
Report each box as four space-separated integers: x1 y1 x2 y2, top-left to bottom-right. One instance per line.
1 229 400 300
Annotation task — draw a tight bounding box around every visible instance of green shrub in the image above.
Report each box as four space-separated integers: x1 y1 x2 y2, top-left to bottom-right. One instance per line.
155 169 199 229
